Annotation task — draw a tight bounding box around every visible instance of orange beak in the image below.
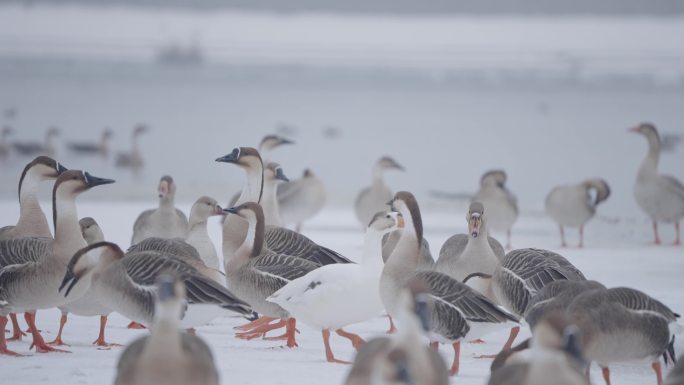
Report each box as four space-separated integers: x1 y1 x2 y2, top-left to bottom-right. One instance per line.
213 205 223 216
627 126 639 133
397 215 405 229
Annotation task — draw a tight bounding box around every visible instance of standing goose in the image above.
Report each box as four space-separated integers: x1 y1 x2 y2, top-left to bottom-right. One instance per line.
379 191 519 375
114 275 219 385
260 162 289 227
545 178 611 247
223 202 320 347
67 128 113 158
217 147 351 266
115 124 147 171
630 123 684 245
567 287 681 385
473 170 518 249
59 242 252 328
131 175 189 245
0 170 114 356
344 283 449 385
12 126 59 157
50 217 118 347
524 280 606 330
277 168 326 233
185 196 223 270
0 126 12 159
268 211 402 363
354 156 404 228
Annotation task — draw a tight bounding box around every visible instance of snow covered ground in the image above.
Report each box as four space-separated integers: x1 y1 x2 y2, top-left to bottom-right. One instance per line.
0 200 682 385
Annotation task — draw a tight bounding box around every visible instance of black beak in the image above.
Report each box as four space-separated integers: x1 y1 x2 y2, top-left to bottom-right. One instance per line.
157 275 176 302
56 163 68 175
84 172 115 188
59 269 81 298
275 168 289 182
279 138 295 146
386 199 397 211
223 207 240 215
216 148 240 164
414 295 431 333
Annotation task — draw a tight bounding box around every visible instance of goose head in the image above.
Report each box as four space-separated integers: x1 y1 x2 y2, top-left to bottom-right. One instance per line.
216 147 263 171
628 122 658 139
224 201 263 226
264 162 289 185
368 211 404 235
259 134 294 152
157 175 177 199
59 241 124 297
223 202 265 257
190 196 223 221
46 126 60 139
133 124 148 137
22 156 68 183
388 191 423 247
54 170 115 198
533 312 586 367
467 201 486 239
377 156 404 172
480 169 507 188
79 217 105 245
102 128 113 140
155 274 186 322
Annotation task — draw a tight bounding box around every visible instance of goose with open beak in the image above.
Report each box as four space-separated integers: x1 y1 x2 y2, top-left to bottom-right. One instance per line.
131 175 189 245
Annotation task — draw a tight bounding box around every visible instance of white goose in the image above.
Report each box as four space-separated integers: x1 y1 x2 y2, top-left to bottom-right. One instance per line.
630 122 684 245
545 178 611 247
473 170 518 249
268 211 402 363
354 156 404 228
131 175 189 245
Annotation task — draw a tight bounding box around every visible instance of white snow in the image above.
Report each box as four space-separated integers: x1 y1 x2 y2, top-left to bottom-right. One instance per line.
0 200 682 385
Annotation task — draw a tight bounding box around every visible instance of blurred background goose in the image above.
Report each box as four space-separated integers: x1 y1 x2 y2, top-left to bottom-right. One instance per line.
66 127 113 158
277 168 326 232
12 126 59 158
546 178 611 247
473 170 518 249
0 125 12 160
354 156 404 228
115 124 147 171
131 175 189 245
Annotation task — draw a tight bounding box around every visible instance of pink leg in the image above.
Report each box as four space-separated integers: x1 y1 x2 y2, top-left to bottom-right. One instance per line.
653 222 662 245
675 222 681 246
25 312 69 353
0 316 23 356
322 329 351 364
601 366 611 385
386 315 397 334
450 341 460 376
93 315 121 347
47 314 69 346
578 226 584 248
652 361 663 385
7 313 26 341
559 226 567 248
335 329 365 350
502 326 520 351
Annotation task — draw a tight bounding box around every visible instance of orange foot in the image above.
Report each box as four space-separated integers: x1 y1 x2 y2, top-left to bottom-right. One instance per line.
474 354 497 359
31 340 70 353
127 322 146 329
469 339 486 344
0 346 24 357
93 338 122 348
46 337 70 347
7 329 27 342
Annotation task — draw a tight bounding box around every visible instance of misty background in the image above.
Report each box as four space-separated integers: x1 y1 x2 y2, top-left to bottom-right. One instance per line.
0 0 682 222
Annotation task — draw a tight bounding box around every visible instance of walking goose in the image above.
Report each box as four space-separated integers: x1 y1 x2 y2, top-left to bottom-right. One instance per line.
12 126 59 157
50 217 118 347
630 123 684 245
223 202 320 347
0 170 114 355
115 124 147 171
0 126 12 159
67 128 113 158
268 211 402 363
379 191 519 375
546 178 611 247
473 170 518 249
567 287 681 385
60 242 252 328
217 147 351 266
277 169 326 232
114 274 219 385
354 156 404 228
524 280 606 330
131 175 189 245
344 283 449 385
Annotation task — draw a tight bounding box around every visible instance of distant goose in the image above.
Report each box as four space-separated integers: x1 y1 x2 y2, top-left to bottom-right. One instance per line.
630 123 684 245
223 202 319 347
344 283 449 385
260 162 290 227
50 217 118 347
268 211 402 363
277 168 326 232
354 156 404 228
12 126 59 158
67 128 113 158
0 170 114 355
60 242 252 329
0 126 12 159
115 124 147 171
114 275 219 385
473 170 518 249
567 286 681 385
379 191 519 375
524 280 606 330
131 175 189 245
545 178 611 247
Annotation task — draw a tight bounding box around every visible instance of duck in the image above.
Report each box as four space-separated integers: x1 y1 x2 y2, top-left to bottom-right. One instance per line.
12 126 59 158
223 202 320 347
344 282 449 385
0 126 12 159
0 170 114 355
567 286 681 385
115 124 147 171
131 175 189 245
59 241 252 329
268 211 402 363
473 170 518 249
114 274 219 385
277 168 327 233
629 122 684 245
545 178 611 247
66 128 113 158
354 156 404 228
379 191 519 375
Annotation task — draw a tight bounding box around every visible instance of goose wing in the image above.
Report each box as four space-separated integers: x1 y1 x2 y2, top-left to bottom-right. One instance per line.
606 287 679 322
0 237 51 267
253 251 320 283
264 226 352 265
128 237 201 262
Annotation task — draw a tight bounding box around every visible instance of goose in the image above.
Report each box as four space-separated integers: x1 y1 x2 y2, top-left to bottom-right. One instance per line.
114 274 219 385
131 175 189 245
49 217 118 347
545 178 611 247
276 169 326 233
59 241 252 329
665 356 684 385
567 286 681 385
223 202 320 347
0 170 114 356
379 191 519 375
524 280 606 330
354 156 404 228
0 156 67 240
12 126 59 158
66 128 113 158
629 123 684 245
0 126 12 159
216 147 351 266
487 313 589 385
473 170 518 249
185 196 223 270
268 211 402 363
260 162 289 227
115 124 147 171
344 283 449 385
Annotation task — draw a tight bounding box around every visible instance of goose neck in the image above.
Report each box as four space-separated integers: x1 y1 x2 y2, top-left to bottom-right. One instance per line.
361 230 386 269
261 182 282 226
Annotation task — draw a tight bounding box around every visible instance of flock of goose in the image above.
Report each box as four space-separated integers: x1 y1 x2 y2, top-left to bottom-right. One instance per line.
0 122 683 385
